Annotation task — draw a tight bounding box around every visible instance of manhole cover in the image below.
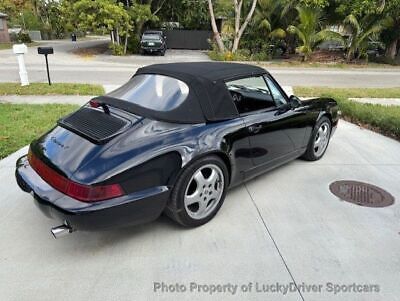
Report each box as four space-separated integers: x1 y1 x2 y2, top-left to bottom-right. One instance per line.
329 180 395 208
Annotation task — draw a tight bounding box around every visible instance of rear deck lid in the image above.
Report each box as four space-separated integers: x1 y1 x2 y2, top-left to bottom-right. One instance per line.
58 107 132 144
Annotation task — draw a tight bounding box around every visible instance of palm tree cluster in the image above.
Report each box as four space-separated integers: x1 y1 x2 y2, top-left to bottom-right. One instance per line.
224 0 399 62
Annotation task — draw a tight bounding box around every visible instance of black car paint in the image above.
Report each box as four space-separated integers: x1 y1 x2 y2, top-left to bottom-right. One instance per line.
16 73 338 231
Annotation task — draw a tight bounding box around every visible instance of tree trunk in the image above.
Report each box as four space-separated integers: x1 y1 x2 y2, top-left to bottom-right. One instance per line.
231 0 257 53
207 0 225 52
136 21 145 37
111 31 115 44
397 39 400 57
124 34 128 54
386 38 398 60
346 49 353 62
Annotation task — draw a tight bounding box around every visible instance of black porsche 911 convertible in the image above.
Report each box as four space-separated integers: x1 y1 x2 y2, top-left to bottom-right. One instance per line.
15 62 338 238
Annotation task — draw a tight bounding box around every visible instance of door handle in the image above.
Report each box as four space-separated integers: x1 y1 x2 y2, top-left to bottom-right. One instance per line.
248 125 262 133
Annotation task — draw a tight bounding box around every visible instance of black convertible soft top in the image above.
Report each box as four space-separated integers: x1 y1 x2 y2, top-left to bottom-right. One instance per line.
97 62 267 123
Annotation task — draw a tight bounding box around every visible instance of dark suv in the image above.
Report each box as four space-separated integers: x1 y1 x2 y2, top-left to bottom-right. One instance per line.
140 30 167 56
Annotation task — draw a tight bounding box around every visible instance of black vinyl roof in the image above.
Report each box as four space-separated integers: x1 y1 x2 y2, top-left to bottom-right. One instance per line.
99 62 268 124
138 62 267 82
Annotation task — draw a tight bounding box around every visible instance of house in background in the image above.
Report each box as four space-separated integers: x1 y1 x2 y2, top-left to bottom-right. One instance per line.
0 12 10 43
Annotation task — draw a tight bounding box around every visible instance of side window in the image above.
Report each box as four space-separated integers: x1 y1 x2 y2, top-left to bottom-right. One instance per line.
226 76 275 114
265 76 287 106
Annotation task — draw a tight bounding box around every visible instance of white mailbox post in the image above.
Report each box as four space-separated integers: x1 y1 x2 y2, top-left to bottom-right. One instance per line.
13 44 29 86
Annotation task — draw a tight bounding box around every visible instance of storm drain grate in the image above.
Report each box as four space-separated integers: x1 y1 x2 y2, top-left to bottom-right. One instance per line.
329 180 395 208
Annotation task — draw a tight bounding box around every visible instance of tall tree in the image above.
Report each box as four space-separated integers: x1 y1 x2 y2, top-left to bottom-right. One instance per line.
254 0 286 39
208 0 225 52
62 0 131 51
208 0 258 53
382 0 400 59
231 0 258 52
343 13 387 61
156 0 210 30
287 6 343 61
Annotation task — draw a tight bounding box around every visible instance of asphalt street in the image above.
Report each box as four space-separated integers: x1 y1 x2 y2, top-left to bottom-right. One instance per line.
1 39 400 87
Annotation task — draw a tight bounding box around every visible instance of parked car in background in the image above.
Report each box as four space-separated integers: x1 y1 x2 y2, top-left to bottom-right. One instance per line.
140 30 166 56
8 26 22 35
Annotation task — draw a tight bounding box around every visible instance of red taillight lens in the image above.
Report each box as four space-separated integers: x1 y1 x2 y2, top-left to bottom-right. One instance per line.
28 149 124 202
89 100 100 108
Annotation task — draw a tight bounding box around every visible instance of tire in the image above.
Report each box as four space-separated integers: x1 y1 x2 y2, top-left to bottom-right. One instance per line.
302 116 332 161
165 155 229 227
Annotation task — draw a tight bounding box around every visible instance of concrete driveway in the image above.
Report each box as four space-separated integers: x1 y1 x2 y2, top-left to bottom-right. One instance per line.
0 120 399 300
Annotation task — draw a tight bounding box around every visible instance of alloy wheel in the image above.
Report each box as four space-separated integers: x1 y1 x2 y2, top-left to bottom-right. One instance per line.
313 122 330 157
184 164 225 220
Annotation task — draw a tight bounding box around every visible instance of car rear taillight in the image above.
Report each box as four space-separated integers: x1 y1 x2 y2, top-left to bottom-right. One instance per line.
28 149 124 202
89 100 100 108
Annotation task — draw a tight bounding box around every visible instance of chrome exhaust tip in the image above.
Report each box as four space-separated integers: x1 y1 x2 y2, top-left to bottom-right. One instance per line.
51 224 72 239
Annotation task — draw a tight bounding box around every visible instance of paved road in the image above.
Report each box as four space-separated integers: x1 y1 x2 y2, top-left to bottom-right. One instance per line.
0 120 399 301
1 39 400 87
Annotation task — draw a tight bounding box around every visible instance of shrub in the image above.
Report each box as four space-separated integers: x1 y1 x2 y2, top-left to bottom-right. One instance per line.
9 32 18 43
250 51 272 61
127 35 140 54
9 32 32 44
208 48 271 61
109 43 124 56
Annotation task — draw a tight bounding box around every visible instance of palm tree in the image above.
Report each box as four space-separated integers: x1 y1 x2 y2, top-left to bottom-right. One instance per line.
287 6 343 61
344 14 388 61
254 0 286 39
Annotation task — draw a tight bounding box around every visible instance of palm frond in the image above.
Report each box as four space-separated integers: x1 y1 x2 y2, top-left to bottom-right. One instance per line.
287 25 305 44
344 14 360 34
270 28 286 39
259 19 271 32
314 29 344 46
281 1 296 20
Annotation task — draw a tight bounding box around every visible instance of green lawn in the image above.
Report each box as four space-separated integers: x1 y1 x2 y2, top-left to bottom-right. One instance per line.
0 83 104 96
0 104 78 159
0 43 13 50
294 87 400 140
261 61 400 69
293 87 400 99
0 42 41 50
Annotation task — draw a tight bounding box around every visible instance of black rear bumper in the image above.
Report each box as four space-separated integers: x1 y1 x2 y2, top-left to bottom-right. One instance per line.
141 46 165 52
15 155 170 231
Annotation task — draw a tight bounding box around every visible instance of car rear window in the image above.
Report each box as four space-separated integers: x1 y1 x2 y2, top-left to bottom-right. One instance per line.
107 74 189 112
142 34 160 40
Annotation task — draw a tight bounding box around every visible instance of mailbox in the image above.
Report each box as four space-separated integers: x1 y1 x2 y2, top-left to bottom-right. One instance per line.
38 47 54 55
13 44 29 86
37 46 54 85
13 44 28 55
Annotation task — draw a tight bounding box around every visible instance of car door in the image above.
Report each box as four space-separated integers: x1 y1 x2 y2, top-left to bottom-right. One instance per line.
226 75 307 171
264 75 310 153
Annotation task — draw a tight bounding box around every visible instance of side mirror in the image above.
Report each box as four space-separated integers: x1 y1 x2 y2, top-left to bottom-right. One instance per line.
289 95 301 109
